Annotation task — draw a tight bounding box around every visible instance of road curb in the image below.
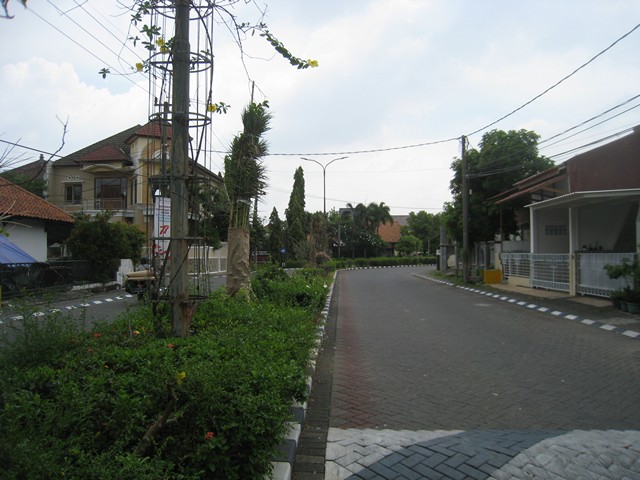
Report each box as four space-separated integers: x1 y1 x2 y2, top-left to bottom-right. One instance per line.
268 271 336 480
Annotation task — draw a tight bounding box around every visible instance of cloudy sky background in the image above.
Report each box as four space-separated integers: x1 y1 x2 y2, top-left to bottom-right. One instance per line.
1 0 639 219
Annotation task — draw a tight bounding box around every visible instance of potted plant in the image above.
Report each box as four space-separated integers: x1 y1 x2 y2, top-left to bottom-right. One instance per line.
604 258 638 311
625 289 640 314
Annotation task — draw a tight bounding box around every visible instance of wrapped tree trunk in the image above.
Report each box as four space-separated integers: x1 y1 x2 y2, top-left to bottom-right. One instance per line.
226 227 251 296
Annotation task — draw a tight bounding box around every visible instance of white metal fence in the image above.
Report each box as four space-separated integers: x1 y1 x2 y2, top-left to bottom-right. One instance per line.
501 252 637 297
576 252 636 297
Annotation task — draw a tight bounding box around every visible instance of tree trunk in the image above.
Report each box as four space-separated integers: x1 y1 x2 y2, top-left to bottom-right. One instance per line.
226 227 251 296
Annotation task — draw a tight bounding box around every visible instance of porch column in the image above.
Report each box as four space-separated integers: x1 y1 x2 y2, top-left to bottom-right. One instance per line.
529 207 535 253
636 201 640 256
569 206 579 296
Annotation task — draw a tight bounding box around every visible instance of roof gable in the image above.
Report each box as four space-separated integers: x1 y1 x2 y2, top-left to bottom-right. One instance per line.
53 124 141 167
0 177 74 223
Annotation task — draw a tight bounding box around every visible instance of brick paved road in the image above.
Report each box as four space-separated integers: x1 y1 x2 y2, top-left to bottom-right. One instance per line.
292 266 640 480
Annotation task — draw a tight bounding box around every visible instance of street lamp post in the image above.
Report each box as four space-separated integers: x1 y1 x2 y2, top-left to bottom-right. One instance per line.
300 156 348 216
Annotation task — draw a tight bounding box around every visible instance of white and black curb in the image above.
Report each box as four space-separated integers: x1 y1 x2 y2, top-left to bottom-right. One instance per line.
268 272 336 480
417 274 640 341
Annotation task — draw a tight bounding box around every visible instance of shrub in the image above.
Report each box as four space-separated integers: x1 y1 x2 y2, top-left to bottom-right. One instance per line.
0 271 323 479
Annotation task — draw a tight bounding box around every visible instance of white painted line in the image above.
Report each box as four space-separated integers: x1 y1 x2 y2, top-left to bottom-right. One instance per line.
623 330 640 338
106 298 114 302
551 311 563 316
80 303 91 307
93 301 103 305
500 296 508 301
564 314 578 320
508 298 517 303
517 301 527 306
538 307 549 312
581 319 595 325
600 324 616 331
527 304 538 309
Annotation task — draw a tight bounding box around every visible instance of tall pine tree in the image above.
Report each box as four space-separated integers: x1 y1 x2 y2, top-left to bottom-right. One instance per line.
285 166 307 260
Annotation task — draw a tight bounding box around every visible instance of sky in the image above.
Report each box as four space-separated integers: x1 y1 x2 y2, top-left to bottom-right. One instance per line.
1 0 639 220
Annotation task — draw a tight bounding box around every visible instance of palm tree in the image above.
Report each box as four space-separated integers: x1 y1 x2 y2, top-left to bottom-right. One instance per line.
225 102 271 296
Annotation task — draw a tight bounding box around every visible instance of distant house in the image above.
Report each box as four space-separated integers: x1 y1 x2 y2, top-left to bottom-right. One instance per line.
47 122 224 257
0 176 74 262
378 215 409 256
493 126 640 297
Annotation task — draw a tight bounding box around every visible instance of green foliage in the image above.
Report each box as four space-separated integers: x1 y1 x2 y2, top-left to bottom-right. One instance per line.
286 167 307 260
267 207 284 262
0 171 46 197
445 129 553 244
252 264 328 310
327 256 436 269
66 211 145 282
403 211 441 254
0 270 326 479
225 102 271 230
396 235 422 256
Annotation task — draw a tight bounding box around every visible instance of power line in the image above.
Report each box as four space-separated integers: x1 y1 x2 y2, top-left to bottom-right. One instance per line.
464 23 640 138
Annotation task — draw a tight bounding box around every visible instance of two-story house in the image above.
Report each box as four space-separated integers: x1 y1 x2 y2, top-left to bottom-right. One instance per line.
48 122 224 258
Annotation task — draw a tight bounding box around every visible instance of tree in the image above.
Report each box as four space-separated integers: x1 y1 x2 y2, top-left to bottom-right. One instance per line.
65 211 145 283
445 129 553 244
224 102 271 297
192 182 229 249
403 211 441 254
397 235 422 256
266 207 284 264
285 166 307 260
307 211 329 266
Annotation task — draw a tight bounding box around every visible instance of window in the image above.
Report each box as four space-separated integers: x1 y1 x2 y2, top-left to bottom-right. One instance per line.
95 177 127 209
65 184 82 204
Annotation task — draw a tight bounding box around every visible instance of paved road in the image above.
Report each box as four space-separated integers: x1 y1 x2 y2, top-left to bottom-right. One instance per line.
293 266 640 479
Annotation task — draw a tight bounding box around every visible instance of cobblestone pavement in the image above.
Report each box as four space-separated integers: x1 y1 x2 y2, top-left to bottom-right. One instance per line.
327 428 640 479
292 266 640 480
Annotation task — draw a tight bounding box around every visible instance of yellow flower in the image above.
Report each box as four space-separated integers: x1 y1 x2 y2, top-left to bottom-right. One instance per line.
207 103 217 113
156 37 165 47
135 62 144 72
176 371 186 385
307 59 319 68
133 330 140 335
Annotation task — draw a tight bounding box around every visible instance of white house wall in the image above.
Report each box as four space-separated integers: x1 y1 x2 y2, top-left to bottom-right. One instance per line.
577 203 631 251
5 218 47 262
531 208 569 253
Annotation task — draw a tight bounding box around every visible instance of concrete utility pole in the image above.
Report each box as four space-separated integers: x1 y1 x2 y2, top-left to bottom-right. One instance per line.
170 0 191 336
461 135 470 283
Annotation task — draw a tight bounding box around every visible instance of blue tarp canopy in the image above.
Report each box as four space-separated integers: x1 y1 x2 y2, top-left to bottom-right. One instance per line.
0 235 38 264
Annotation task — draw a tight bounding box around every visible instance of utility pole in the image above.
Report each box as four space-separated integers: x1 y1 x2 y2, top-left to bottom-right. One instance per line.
461 135 469 283
170 0 191 336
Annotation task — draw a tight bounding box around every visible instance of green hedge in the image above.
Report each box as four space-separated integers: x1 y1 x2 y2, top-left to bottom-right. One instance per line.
0 270 326 479
328 255 436 269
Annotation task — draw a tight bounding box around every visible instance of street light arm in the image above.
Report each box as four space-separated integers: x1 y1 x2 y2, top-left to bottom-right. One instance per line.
300 156 349 216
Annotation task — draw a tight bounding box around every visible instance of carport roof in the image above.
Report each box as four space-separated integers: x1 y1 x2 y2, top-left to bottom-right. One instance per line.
526 188 640 210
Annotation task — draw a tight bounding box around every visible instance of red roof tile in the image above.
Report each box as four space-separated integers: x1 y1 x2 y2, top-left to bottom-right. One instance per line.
0 177 74 223
79 144 128 163
378 221 401 243
134 122 173 139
